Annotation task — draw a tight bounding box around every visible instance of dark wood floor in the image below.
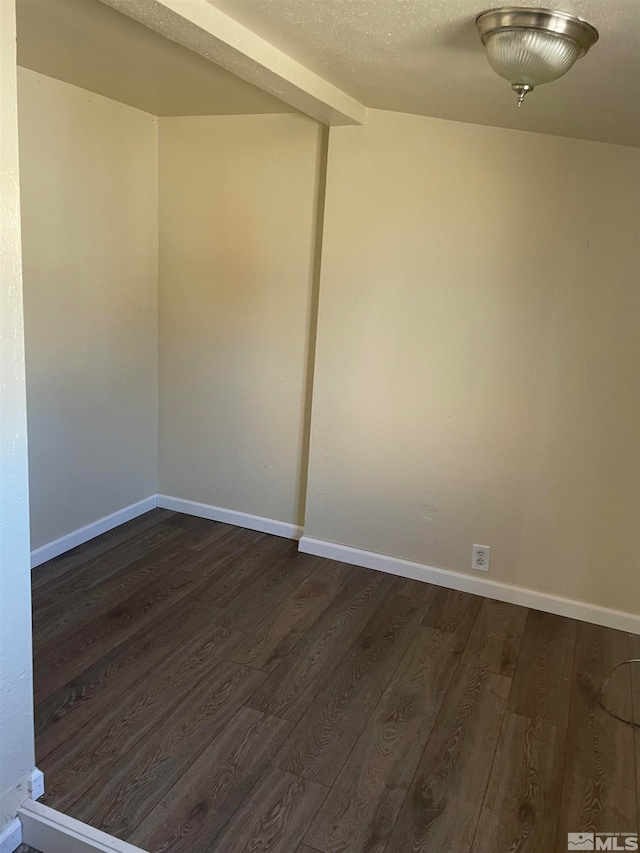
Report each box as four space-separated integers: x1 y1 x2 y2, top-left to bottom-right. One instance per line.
32 509 639 853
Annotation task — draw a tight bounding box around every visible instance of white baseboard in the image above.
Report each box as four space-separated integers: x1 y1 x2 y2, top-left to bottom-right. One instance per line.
30 497 158 569
27 768 45 801
28 493 301 570
0 819 21 853
19 800 149 853
28 494 636 634
298 536 640 635
0 768 47 853
156 495 303 541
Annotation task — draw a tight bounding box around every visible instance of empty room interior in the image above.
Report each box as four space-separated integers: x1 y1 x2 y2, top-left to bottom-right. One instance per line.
1 0 639 852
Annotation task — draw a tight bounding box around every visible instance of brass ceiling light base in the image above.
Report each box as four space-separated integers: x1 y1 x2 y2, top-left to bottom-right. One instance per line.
476 7 599 107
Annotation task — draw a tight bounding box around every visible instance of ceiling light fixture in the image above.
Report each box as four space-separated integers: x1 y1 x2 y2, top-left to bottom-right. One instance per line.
476 6 599 107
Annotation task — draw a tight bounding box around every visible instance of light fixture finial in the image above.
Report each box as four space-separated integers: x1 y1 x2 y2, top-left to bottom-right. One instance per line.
513 83 533 107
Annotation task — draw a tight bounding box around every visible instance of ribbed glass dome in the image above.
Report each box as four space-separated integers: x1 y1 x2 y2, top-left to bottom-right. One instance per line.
476 8 599 106
485 29 582 87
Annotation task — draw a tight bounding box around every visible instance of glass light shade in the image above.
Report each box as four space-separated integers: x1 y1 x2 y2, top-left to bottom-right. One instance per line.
476 8 599 106
484 29 581 87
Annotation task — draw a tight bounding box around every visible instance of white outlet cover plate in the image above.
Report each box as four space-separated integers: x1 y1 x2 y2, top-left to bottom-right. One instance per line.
472 544 490 572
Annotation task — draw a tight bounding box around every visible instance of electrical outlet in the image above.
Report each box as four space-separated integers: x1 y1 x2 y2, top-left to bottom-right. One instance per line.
472 544 490 572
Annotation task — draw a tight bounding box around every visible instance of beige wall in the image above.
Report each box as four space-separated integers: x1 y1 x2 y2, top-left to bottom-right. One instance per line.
305 109 640 614
0 0 35 828
18 68 159 550
15 73 639 617
158 114 323 525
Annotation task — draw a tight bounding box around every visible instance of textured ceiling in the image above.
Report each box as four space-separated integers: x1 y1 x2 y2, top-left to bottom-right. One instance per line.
16 0 293 116
211 0 640 146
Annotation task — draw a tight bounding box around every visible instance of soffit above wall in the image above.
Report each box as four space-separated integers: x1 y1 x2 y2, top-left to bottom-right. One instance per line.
16 0 294 116
210 0 640 147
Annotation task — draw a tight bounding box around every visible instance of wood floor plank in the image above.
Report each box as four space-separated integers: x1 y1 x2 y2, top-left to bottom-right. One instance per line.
127 513 234 551
32 520 185 612
69 662 267 839
248 567 394 722
471 712 566 853
422 588 482 652
213 547 320 634
129 707 293 853
34 527 265 702
31 515 622 851
507 609 576 726
163 511 207 528
31 509 175 590
207 767 328 853
461 598 528 677
39 621 244 812
226 559 357 673
304 627 460 853
564 622 635 791
33 531 222 645
178 525 266 579
557 774 637 843
391 576 439 604
384 664 510 853
164 513 239 536
276 593 428 787
34 566 199 702
181 519 238 551
187 531 291 603
34 593 219 760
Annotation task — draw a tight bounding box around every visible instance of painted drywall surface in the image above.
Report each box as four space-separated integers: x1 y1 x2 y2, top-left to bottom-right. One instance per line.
18 68 159 550
99 0 366 125
17 0 296 117
305 109 640 614
158 113 322 525
0 0 36 829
